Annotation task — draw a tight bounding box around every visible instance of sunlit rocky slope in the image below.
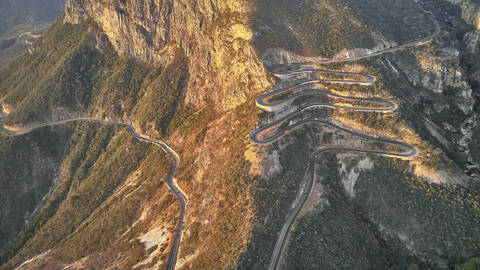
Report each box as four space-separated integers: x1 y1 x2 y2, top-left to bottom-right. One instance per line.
0 0 480 269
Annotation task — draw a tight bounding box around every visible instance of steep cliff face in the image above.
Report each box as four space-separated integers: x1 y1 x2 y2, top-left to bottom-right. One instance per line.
239 0 480 268
64 0 271 111
3 0 480 269
0 0 272 269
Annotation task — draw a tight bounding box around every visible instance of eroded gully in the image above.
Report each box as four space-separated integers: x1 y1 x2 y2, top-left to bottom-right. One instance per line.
0 106 186 270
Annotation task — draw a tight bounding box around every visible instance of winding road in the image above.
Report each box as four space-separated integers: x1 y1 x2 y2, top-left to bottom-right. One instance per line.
250 3 440 270
0 104 186 270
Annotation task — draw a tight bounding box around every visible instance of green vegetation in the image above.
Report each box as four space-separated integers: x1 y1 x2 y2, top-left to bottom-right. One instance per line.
423 0 475 37
167 103 215 137
282 155 480 269
0 125 73 259
432 106 467 131
244 0 480 268
0 16 98 124
134 50 188 136
285 153 393 269
251 0 438 57
40 138 174 269
342 0 434 43
4 0 477 268
0 24 51 67
175 100 262 268
407 264 420 270
251 0 375 57
0 15 187 132
0 27 189 255
456 257 480 270
0 122 176 269
0 7 258 268
0 0 63 66
237 127 314 269
355 158 480 267
362 46 474 172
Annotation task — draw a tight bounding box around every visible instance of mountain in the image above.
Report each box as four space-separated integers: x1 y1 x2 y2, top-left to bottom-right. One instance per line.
0 0 64 66
0 0 64 36
0 0 480 269
0 0 270 269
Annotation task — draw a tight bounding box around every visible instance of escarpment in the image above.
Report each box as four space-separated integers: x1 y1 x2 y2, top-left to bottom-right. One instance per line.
2 0 480 269
0 0 272 269
64 0 271 111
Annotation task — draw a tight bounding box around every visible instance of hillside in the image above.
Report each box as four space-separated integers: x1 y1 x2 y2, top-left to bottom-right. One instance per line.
0 0 479 269
447 0 480 29
0 0 64 66
0 0 271 269
240 0 480 269
0 0 63 36
0 126 72 256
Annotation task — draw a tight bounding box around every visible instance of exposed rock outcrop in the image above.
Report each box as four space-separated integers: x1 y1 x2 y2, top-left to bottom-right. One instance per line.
398 46 472 102
64 0 271 111
447 0 480 30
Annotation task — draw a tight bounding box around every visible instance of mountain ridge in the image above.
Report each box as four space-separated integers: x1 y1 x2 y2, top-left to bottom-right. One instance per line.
1 0 480 269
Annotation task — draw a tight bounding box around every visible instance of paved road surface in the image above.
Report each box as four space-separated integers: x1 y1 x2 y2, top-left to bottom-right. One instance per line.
0 106 186 270
250 3 440 270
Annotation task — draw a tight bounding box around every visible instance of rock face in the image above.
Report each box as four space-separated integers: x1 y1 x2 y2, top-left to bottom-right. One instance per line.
0 1 271 268
402 47 472 98
448 0 480 30
64 0 271 111
388 1 480 177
